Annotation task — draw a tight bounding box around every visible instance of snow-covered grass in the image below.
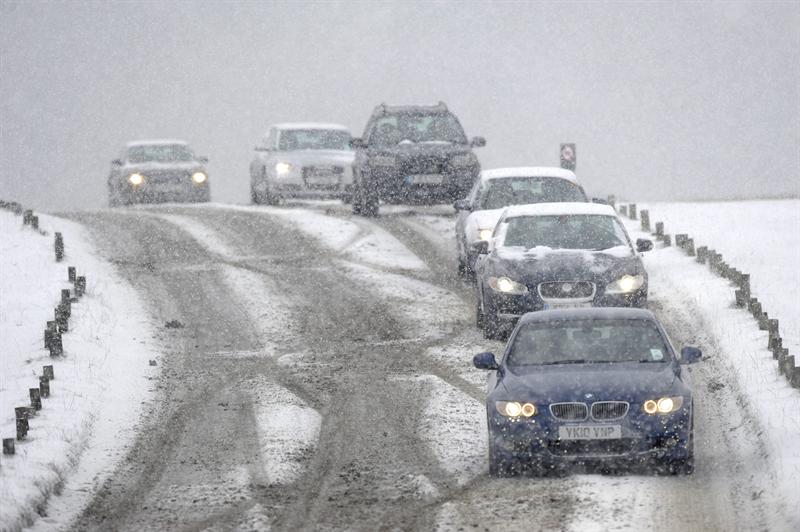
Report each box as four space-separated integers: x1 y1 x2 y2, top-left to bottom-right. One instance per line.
0 211 160 531
621 208 800 526
632 199 799 355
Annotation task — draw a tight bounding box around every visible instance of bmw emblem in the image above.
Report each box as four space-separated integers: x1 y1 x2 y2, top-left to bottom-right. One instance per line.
585 393 593 399
562 283 573 293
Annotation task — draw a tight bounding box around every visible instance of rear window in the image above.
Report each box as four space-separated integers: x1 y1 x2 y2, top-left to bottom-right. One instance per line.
479 177 586 210
507 319 671 366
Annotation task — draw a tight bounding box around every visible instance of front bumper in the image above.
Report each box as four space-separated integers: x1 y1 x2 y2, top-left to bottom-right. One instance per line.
488 406 691 465
123 182 209 204
485 287 647 329
366 164 479 203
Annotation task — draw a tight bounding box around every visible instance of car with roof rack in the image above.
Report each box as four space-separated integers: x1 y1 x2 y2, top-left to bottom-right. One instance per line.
250 123 354 205
108 139 210 206
349 102 485 216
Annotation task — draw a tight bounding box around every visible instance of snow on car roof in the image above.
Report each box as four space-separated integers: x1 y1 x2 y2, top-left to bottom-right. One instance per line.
273 123 350 131
481 167 579 184
126 139 188 147
502 202 617 218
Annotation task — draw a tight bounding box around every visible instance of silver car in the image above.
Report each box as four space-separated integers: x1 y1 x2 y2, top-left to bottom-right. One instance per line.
249 123 355 204
108 140 210 206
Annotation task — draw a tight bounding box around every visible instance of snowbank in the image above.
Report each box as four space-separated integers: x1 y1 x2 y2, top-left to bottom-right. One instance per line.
0 210 160 531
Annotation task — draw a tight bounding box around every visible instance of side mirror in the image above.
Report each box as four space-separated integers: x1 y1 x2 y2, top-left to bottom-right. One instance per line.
470 240 489 255
350 138 366 149
111 159 122 166
636 238 653 252
453 199 472 211
680 346 702 364
473 352 499 370
198 156 209 163
471 136 486 148
591 197 608 205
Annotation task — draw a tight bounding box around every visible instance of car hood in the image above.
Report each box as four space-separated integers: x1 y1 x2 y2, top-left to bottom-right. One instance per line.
271 150 354 166
497 362 680 403
122 161 205 172
377 142 472 157
490 247 641 283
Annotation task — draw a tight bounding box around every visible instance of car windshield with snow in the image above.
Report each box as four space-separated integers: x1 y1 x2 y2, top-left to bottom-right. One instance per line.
107 140 210 206
474 202 653 339
474 307 701 476
455 167 588 277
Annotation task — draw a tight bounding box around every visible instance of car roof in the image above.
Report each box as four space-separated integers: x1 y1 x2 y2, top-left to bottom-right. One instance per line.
372 102 450 116
126 139 188 147
481 167 579 185
273 123 350 131
518 307 657 324
502 202 616 218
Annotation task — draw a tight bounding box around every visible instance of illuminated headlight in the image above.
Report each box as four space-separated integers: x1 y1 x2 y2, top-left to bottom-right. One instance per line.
275 162 292 175
488 276 528 295
478 228 493 241
451 153 476 167
192 172 207 184
606 274 645 294
496 401 537 418
128 173 144 186
643 396 684 414
371 155 396 167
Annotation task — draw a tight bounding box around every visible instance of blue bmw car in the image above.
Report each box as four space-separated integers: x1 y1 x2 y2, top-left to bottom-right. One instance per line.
473 307 701 476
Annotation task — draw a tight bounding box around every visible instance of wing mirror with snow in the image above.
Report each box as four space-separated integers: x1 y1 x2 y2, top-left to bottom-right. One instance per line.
636 239 653 252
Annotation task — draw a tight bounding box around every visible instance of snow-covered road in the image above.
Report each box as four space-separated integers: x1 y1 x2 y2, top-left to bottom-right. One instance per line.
3 200 797 531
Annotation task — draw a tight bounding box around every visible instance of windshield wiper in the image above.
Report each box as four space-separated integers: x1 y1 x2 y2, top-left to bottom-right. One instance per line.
540 359 587 365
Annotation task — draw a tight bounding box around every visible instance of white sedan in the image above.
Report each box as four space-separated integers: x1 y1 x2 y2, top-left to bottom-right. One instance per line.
249 123 355 205
454 167 588 277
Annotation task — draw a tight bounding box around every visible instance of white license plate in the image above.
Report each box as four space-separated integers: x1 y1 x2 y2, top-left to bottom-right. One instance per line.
409 174 443 184
558 425 621 440
543 302 592 310
306 176 337 185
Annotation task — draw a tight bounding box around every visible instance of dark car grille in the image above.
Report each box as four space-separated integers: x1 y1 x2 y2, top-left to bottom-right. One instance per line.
142 169 190 184
548 438 637 456
591 401 629 420
539 281 595 299
400 155 444 175
549 402 588 421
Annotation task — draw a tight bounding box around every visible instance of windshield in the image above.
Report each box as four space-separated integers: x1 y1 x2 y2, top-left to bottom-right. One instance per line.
507 319 671 366
499 214 629 250
127 144 194 163
479 177 586 210
369 113 467 146
278 129 351 151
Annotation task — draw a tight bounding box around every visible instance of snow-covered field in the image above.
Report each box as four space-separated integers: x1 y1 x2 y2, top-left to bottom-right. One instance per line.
0 211 161 531
620 204 800 523
630 199 799 355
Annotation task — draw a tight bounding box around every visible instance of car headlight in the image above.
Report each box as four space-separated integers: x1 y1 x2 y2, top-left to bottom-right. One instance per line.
606 274 645 294
128 173 144 186
370 155 396 167
192 172 207 184
275 162 292 175
478 228 493 241
643 396 684 414
495 401 537 418
488 276 528 294
451 153 477 167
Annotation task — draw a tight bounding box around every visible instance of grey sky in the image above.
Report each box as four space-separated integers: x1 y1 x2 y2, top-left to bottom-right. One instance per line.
1 0 798 210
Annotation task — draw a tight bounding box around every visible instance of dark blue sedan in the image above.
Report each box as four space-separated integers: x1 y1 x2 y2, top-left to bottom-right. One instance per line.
473 307 701 476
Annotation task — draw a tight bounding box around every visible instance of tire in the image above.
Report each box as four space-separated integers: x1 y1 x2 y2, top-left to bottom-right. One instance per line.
352 176 379 217
251 187 261 205
481 294 502 340
488 439 514 477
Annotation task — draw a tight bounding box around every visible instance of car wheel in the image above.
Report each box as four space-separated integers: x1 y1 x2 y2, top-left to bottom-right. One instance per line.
481 295 502 340
488 439 514 477
361 185 379 217
251 187 261 205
